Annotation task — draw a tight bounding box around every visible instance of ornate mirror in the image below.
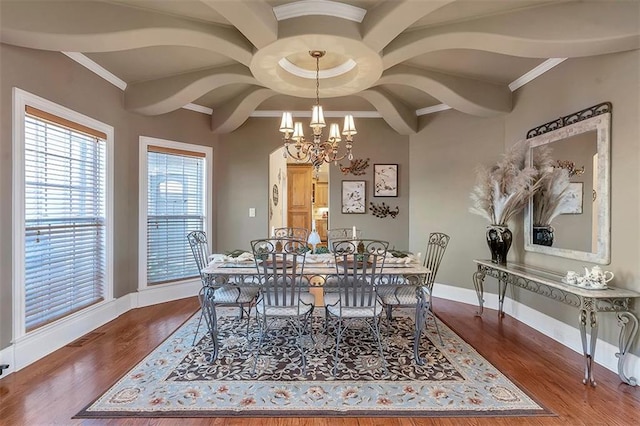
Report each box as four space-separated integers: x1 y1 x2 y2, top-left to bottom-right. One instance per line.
524 103 611 264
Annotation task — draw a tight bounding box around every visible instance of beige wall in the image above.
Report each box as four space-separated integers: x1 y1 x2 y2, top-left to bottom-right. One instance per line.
0 44 218 349
409 50 640 352
408 112 506 289
215 117 410 251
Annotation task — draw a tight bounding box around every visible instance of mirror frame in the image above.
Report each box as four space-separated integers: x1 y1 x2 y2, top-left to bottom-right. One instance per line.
524 106 611 264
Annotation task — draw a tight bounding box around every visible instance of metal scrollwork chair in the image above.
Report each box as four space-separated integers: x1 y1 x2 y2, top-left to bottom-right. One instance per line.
378 232 450 345
273 227 310 243
250 237 315 375
187 231 259 357
327 228 361 252
325 239 389 377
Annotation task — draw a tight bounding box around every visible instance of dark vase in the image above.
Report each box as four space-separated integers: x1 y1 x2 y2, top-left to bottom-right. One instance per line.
533 225 554 246
486 225 513 265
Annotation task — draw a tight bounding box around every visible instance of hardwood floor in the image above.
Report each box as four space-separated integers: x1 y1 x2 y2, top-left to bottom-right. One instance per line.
1 297 638 425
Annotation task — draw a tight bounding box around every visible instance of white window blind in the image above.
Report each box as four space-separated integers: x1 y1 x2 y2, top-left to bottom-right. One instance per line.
24 107 107 331
146 146 205 285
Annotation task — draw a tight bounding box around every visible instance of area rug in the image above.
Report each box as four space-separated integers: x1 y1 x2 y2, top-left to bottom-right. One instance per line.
77 312 550 418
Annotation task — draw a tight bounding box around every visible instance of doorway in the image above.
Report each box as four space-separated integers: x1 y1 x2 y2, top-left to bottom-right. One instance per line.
268 148 329 243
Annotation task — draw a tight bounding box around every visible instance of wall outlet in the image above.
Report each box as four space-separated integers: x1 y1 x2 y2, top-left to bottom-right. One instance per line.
249 208 256 217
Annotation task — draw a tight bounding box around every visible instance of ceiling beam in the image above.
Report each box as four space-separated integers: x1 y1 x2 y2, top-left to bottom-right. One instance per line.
125 64 259 115
201 0 277 49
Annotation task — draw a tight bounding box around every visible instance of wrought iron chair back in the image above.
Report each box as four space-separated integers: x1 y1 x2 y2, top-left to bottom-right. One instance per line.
250 237 315 375
331 239 388 310
251 237 310 310
187 230 211 286
327 228 362 252
377 232 450 347
187 230 258 358
327 239 389 376
422 232 450 294
273 227 310 242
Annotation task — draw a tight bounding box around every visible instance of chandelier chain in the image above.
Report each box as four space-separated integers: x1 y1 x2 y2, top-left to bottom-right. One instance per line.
315 54 320 108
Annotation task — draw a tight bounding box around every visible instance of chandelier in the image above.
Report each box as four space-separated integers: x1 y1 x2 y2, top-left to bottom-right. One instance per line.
279 51 357 173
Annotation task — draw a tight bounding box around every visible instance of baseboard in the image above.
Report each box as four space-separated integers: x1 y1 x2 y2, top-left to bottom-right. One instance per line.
434 282 640 383
0 282 200 377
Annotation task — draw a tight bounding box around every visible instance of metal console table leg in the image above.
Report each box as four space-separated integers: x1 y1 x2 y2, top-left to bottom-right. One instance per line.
472 266 485 316
497 273 508 318
578 306 599 386
616 311 639 386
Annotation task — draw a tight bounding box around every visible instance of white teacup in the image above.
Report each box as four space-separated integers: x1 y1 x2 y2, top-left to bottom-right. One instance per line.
565 271 579 285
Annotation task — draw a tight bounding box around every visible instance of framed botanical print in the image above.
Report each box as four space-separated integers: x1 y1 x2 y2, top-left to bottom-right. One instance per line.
341 180 366 214
374 164 398 197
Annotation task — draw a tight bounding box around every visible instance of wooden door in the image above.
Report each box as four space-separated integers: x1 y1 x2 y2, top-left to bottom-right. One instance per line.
287 164 312 231
315 182 328 207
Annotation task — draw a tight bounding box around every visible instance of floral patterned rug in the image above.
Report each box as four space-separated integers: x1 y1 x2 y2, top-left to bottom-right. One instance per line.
76 312 550 418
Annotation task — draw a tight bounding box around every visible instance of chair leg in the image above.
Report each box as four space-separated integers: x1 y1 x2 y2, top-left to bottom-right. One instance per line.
385 305 393 321
192 289 206 346
294 318 307 375
200 290 219 363
192 311 204 347
243 304 253 340
427 308 444 346
369 317 388 375
251 313 267 376
302 309 316 344
333 318 344 377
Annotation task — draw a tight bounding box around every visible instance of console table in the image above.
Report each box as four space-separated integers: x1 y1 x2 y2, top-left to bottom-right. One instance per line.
472 259 639 387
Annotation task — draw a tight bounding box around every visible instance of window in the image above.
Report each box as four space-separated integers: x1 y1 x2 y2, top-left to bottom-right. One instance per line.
139 138 212 287
13 89 113 335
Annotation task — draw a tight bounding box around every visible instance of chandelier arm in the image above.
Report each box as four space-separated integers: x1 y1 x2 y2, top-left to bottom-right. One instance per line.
314 141 344 163
284 141 312 162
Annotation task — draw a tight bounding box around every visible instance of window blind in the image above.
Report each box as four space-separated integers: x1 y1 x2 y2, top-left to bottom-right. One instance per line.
24 110 106 331
146 146 205 284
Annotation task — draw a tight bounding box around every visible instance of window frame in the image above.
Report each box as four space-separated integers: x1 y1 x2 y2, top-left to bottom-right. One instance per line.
12 87 114 341
138 136 213 290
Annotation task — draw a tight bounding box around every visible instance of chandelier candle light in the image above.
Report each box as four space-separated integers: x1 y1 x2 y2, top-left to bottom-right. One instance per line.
279 51 357 174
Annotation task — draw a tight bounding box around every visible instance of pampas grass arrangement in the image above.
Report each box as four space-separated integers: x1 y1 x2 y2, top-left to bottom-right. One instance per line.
469 140 540 226
531 146 571 226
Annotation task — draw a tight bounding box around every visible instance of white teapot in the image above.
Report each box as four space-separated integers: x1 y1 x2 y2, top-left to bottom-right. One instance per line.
584 266 614 288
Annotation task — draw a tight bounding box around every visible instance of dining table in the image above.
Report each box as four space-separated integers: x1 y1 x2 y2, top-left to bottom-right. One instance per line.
201 252 433 365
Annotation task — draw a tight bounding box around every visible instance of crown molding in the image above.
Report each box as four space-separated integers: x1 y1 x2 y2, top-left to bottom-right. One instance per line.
509 58 567 92
416 104 452 116
182 103 214 115
62 52 127 90
273 0 366 22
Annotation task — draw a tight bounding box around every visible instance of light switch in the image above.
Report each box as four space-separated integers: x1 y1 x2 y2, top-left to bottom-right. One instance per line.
249 208 256 217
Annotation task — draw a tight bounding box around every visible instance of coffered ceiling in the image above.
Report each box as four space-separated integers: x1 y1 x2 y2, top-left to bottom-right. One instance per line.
1 0 638 135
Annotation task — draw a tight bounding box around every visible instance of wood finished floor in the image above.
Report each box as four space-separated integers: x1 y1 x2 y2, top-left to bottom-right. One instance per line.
1 297 639 426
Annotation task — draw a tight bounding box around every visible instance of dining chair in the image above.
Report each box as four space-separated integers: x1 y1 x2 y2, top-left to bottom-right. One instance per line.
187 231 259 352
378 232 450 345
250 237 315 375
325 239 389 377
327 228 362 252
273 227 310 242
